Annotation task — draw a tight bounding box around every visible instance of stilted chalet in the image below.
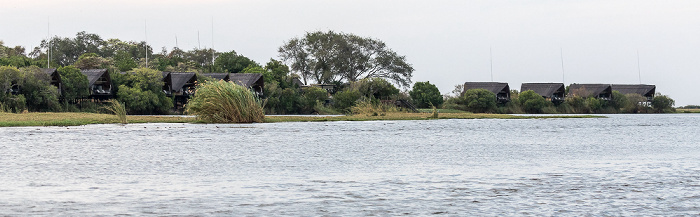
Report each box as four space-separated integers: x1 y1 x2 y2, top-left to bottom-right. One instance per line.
611 84 656 102
40 68 63 96
568 84 612 100
521 83 565 103
229 73 264 96
81 69 112 99
201 73 230 82
161 72 197 107
463 82 511 103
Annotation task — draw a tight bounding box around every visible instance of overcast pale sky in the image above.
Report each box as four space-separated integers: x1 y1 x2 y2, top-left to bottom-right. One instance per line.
1 0 698 106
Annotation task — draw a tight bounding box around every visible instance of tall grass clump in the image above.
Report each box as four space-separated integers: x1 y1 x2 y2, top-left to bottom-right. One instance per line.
104 99 128 124
186 80 265 123
350 99 402 116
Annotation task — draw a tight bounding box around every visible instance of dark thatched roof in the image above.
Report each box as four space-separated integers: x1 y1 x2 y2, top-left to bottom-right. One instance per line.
40 68 58 76
611 84 656 97
521 83 565 97
463 82 510 94
568 84 612 97
201 73 230 81
161 71 170 79
81 69 109 86
229 73 263 88
168 72 197 91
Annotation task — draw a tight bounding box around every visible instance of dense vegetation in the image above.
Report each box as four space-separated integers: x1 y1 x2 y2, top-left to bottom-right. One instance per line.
1 32 680 116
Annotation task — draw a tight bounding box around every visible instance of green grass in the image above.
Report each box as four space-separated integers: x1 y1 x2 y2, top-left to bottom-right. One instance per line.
677 109 700 113
0 112 193 127
417 108 469 113
0 111 601 127
186 80 265 123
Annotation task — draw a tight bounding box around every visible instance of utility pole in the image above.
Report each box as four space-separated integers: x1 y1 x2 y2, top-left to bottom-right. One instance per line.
490 47 493 82
637 50 642 84
560 48 565 85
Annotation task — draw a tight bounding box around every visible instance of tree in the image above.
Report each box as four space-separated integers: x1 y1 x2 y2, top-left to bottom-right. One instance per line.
214 51 258 74
19 66 60 111
519 90 547 113
651 94 675 113
74 53 110 69
115 68 173 114
57 66 89 101
0 65 22 92
623 93 648 113
347 77 399 100
32 31 107 66
462 88 497 113
113 50 138 72
409 81 443 108
279 31 414 87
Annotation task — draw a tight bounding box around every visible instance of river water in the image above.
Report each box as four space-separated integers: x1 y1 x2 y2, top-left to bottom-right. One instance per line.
1 114 699 216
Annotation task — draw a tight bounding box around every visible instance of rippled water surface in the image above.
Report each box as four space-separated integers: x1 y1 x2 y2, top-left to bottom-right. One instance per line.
1 114 699 216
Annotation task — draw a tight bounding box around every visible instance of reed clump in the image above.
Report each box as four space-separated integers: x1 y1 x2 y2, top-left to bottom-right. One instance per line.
350 99 403 116
104 99 128 124
186 80 265 123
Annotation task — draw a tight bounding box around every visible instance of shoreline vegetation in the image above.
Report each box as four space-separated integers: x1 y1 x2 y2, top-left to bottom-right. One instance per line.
0 111 603 127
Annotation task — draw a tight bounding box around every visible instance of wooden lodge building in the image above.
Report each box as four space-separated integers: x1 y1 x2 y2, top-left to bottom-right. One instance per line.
567 84 612 100
463 82 511 103
40 68 63 96
161 72 197 107
611 84 656 102
81 69 112 99
229 73 264 96
520 83 565 103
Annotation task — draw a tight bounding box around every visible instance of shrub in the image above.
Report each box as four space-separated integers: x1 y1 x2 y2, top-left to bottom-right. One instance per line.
333 90 363 112
104 99 127 124
186 80 265 123
651 94 675 113
462 88 497 113
519 90 547 113
409 81 443 108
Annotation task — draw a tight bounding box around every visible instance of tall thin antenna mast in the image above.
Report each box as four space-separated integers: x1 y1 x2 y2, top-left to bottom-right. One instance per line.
212 17 215 66
637 50 642 84
560 48 565 84
145 20 148 68
198 31 201 49
175 35 178 48
490 47 493 82
47 17 50 67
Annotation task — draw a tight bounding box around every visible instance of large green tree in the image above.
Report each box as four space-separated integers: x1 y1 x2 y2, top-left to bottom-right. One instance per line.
409 81 443 108
19 66 60 111
279 31 414 87
57 66 89 101
214 51 258 74
518 90 547 113
462 88 497 113
115 67 173 114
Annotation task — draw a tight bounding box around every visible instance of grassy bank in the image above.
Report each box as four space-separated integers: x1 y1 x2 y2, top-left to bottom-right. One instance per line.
677 109 700 113
0 112 601 127
0 112 193 127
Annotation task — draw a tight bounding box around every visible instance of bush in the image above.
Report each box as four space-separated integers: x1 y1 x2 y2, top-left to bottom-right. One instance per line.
301 87 329 113
115 68 173 114
333 90 363 112
186 80 265 123
347 78 399 100
462 88 497 113
409 81 443 108
20 66 60 112
651 94 675 113
58 66 90 101
519 90 547 113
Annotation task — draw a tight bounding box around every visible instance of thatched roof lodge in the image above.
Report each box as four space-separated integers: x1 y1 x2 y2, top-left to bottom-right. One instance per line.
164 72 197 97
463 82 511 103
201 73 230 82
229 73 264 96
81 69 112 98
611 84 656 101
521 83 565 102
40 68 63 96
568 83 612 100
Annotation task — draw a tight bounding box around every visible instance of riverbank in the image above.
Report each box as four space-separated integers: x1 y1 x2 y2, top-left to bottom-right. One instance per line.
0 112 602 127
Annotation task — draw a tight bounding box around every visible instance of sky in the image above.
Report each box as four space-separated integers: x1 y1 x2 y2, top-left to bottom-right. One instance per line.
1 0 699 106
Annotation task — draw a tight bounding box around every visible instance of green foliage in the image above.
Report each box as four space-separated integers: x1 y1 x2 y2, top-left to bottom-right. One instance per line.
104 99 127 124
264 59 290 84
332 90 363 112
347 77 399 100
74 53 110 69
651 94 675 113
0 66 22 92
19 67 60 112
519 90 547 113
462 88 497 113
57 66 90 101
302 87 329 113
622 93 648 113
214 51 259 74
279 30 414 86
114 50 137 72
564 96 588 113
186 80 265 123
114 68 173 114
0 94 26 113
409 81 444 108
